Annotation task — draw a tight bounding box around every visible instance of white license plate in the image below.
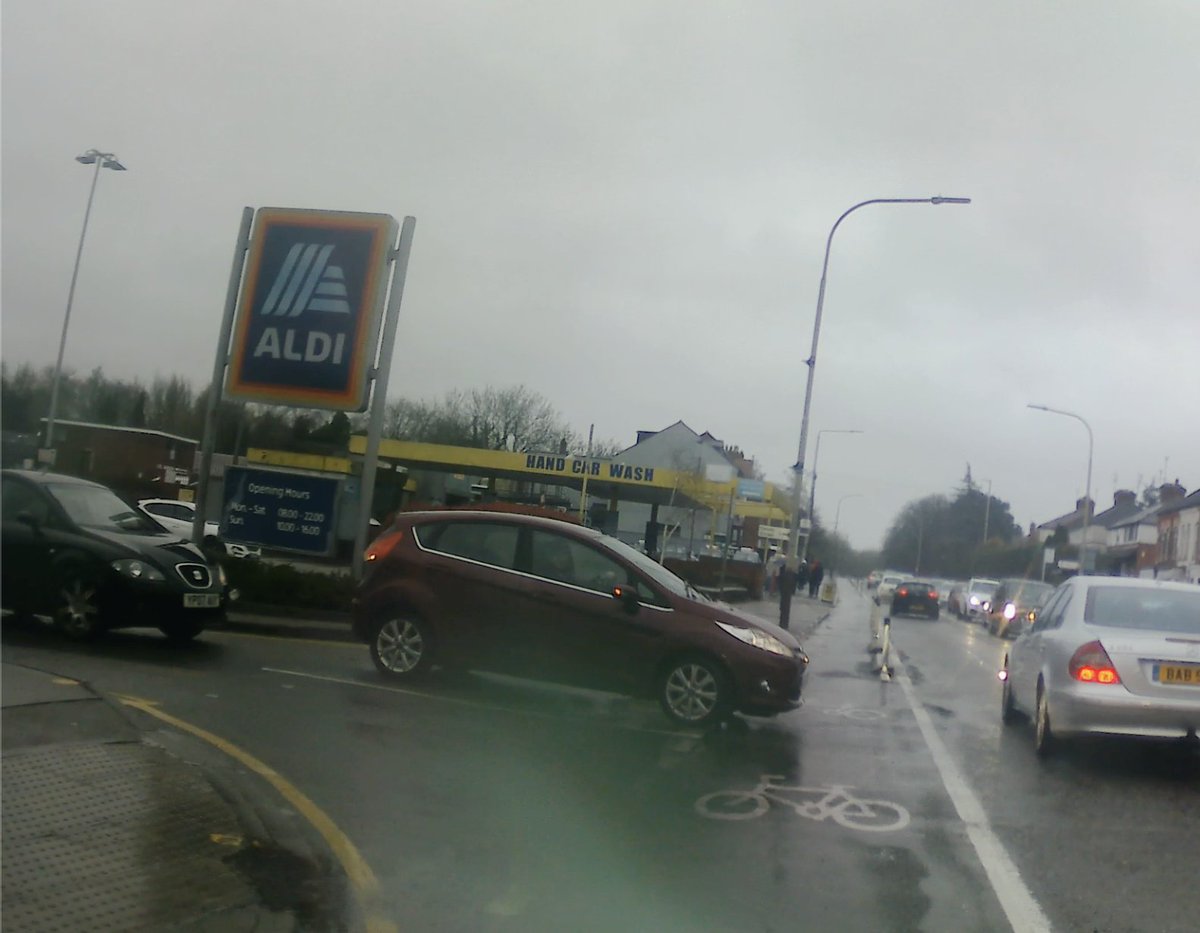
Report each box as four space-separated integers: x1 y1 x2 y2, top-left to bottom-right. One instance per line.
183 593 220 609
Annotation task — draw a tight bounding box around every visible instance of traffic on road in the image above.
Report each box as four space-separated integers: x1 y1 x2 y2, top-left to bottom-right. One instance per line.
4 570 1197 931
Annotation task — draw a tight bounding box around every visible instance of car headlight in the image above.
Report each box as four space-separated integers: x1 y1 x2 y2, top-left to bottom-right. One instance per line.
715 621 793 657
1003 602 1017 620
111 559 165 582
969 595 980 606
217 563 228 586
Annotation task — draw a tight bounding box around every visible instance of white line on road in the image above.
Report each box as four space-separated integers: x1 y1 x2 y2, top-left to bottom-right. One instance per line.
894 662 1052 933
261 666 697 739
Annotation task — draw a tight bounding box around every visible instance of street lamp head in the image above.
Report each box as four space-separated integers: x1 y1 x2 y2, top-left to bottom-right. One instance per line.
75 154 97 165
930 196 972 205
102 159 127 171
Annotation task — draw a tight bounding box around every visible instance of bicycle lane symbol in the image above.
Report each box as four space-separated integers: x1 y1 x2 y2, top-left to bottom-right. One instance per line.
695 774 911 832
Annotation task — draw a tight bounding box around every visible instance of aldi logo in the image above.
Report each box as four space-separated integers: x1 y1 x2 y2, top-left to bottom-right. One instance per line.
225 208 398 411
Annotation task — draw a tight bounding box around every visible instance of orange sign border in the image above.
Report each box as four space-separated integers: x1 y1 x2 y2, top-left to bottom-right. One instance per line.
225 207 397 410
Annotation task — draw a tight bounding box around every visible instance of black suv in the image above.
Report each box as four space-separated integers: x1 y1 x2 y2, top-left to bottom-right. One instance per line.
1 470 230 642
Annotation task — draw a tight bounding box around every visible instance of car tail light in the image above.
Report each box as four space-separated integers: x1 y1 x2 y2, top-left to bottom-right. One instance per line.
897 587 908 597
1069 640 1121 685
929 590 939 600
365 529 404 564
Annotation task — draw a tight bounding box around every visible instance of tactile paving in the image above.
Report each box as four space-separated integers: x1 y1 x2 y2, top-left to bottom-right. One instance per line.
2 742 256 931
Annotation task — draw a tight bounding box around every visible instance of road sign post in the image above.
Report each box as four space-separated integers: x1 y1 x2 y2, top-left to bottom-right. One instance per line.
353 215 417 580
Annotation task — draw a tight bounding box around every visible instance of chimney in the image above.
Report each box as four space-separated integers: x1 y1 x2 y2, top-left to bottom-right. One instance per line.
1114 489 1137 507
1159 481 1186 505
1075 496 1094 518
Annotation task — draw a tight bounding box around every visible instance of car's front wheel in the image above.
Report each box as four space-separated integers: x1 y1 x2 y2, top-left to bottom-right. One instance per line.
370 614 434 678
53 571 105 640
658 655 731 727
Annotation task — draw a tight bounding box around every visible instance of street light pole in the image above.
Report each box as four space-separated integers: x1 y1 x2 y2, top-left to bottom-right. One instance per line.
802 428 863 562
44 149 127 454
833 493 862 537
981 477 993 545
1028 403 1094 574
786 196 971 574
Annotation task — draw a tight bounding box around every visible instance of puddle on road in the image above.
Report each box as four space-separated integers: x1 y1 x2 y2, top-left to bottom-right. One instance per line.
229 840 349 931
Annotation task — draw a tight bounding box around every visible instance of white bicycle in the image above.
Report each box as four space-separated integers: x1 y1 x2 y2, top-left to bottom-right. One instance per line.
695 775 910 832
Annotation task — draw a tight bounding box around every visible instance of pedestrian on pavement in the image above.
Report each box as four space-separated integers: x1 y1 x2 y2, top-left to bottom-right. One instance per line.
796 559 809 595
778 562 796 630
808 559 824 598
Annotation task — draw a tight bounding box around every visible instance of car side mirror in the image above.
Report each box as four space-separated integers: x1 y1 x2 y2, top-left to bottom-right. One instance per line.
611 585 641 615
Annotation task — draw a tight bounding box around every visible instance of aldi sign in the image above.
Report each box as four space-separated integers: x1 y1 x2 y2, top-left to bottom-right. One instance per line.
225 208 397 410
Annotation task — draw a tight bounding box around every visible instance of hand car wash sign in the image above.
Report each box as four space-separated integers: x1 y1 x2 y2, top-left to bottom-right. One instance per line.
225 208 398 411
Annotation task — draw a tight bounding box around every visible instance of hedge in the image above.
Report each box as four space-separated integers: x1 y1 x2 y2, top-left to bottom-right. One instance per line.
224 560 355 613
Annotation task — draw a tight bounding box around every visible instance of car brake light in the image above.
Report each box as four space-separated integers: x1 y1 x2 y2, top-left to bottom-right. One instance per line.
929 590 939 600
897 587 908 597
1068 640 1121 685
365 529 404 563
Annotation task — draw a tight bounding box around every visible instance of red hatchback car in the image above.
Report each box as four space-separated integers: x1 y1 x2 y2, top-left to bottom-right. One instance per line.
353 511 809 727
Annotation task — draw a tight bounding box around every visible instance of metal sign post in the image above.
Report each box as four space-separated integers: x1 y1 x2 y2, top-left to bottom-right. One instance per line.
353 216 417 580
193 207 253 547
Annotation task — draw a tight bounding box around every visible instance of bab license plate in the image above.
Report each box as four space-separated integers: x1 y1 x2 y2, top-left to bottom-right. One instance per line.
183 593 220 609
1155 664 1200 686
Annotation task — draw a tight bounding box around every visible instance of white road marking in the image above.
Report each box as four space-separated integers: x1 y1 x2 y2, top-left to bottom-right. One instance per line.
894 661 1052 932
260 666 697 739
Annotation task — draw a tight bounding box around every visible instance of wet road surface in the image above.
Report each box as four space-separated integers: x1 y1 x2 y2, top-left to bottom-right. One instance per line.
3 588 1197 932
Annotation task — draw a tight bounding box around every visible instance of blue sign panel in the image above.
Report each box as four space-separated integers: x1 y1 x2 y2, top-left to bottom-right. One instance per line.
220 466 340 555
225 208 397 411
737 479 766 502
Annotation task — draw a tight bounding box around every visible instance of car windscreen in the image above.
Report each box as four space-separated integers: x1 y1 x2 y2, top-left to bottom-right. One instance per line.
1084 586 1200 635
971 582 998 595
1013 582 1055 606
47 484 162 534
594 534 691 599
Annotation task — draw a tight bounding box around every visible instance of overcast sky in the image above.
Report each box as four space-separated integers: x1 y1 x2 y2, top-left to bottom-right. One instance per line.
3 1 1197 550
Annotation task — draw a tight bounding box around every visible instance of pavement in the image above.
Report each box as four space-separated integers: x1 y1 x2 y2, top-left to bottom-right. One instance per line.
1 659 353 932
0 590 832 932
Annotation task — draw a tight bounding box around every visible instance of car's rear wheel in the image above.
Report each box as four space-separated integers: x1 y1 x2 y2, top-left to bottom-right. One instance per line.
53 572 104 640
1034 683 1057 757
658 655 731 727
370 614 434 678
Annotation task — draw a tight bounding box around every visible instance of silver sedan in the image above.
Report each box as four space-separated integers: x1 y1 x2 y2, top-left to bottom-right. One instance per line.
1000 576 1200 756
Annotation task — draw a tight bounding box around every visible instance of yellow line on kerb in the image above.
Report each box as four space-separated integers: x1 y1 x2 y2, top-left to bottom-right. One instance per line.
118 695 397 933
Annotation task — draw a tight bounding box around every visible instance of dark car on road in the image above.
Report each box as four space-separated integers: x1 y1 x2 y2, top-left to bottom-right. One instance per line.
353 510 810 727
890 580 940 619
986 578 1056 638
1 470 229 642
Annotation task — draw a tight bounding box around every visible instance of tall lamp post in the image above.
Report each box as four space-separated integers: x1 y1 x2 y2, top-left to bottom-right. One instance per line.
801 428 862 562
979 476 993 545
1028 403 1094 574
43 149 128 455
785 196 971 574
833 493 862 537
